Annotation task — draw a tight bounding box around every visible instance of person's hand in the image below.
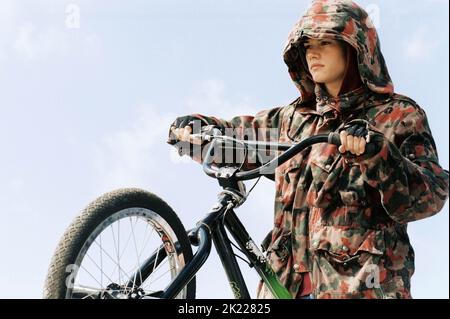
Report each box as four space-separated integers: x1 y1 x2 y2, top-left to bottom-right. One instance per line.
170 125 203 145
168 115 206 145
338 121 370 156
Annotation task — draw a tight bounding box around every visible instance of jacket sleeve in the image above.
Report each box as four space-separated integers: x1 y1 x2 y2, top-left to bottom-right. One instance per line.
350 107 449 224
167 106 287 168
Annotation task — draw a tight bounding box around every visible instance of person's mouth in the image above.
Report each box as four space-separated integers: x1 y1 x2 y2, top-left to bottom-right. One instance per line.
310 63 324 70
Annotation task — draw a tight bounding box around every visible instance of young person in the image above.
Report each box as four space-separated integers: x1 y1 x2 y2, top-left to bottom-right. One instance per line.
168 0 449 298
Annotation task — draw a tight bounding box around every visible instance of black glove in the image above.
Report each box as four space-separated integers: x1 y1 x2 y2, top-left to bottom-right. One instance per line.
172 115 207 131
345 122 368 137
339 120 383 157
168 115 207 145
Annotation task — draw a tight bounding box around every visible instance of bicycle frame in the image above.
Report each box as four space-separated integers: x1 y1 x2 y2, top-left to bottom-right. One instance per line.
157 189 292 299
132 132 347 299
128 188 291 299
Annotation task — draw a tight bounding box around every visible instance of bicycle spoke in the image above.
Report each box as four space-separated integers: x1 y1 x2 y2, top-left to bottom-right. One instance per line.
99 233 103 288
110 221 121 284
84 250 116 285
108 217 139 284
119 217 140 259
151 240 161 277
140 257 170 290
72 284 103 299
78 264 104 288
119 217 160 291
138 222 154 262
145 267 173 286
118 219 121 284
61 204 189 299
130 216 143 290
92 239 132 281
125 221 158 288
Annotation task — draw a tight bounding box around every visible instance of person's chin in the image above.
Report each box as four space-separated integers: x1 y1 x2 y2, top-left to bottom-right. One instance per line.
311 73 325 83
312 77 325 84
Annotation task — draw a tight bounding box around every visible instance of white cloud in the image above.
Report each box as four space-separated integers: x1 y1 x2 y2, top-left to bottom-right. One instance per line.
187 79 259 118
0 0 15 31
426 0 449 4
403 27 439 62
12 23 101 61
83 33 101 57
89 82 271 298
92 104 177 190
10 177 25 192
0 1 100 62
93 79 260 191
0 0 15 62
13 23 71 60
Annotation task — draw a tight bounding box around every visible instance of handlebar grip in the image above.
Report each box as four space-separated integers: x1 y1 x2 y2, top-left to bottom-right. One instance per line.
328 132 342 146
328 132 380 155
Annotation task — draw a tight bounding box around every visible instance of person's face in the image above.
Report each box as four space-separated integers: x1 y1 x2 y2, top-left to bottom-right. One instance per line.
304 38 347 86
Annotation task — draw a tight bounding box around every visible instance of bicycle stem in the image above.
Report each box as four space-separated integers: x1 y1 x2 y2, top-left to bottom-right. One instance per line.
203 134 333 181
202 131 378 181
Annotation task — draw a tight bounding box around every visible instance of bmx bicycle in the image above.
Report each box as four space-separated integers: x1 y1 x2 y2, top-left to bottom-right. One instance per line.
43 126 377 299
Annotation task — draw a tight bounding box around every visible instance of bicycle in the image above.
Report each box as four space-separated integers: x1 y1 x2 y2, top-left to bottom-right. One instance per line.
43 126 378 299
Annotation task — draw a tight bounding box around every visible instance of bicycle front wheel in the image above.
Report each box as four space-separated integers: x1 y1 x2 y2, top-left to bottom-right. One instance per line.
43 188 195 299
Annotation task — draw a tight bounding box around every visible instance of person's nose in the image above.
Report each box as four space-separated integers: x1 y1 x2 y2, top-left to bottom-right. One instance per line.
307 48 320 62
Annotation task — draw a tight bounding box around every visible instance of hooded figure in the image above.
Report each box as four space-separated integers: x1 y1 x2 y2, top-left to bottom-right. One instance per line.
168 0 449 299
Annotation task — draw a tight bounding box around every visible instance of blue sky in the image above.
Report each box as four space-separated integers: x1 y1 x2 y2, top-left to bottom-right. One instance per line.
0 0 448 298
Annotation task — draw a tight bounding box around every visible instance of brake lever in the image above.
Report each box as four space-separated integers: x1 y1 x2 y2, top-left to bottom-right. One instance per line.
190 125 224 142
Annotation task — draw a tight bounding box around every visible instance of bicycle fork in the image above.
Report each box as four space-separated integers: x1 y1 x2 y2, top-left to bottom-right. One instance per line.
160 191 237 299
132 190 291 299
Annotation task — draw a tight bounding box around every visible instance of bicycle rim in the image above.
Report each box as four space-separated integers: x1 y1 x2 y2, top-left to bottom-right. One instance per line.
65 207 188 299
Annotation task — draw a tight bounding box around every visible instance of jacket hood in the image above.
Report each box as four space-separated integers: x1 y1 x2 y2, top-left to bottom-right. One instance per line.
283 0 394 100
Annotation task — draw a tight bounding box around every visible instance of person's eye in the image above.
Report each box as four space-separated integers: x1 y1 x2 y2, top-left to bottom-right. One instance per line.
320 41 331 46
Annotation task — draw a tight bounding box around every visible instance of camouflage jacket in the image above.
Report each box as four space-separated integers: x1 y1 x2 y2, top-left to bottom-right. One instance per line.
168 0 449 299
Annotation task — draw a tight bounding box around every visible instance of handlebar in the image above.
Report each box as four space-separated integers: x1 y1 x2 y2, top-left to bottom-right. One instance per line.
199 129 378 181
